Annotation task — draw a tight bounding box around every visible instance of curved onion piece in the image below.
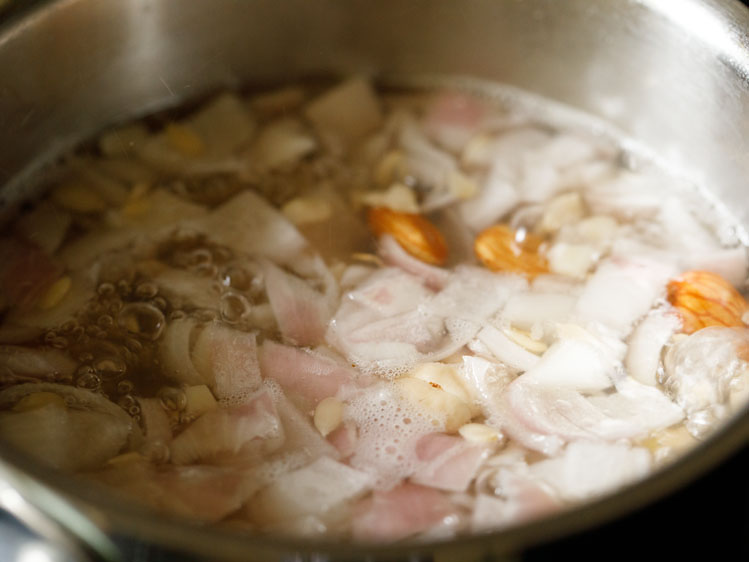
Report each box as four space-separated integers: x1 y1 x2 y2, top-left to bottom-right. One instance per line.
169 389 283 465
305 77 383 144
459 167 519 233
399 115 458 194
411 433 491 493
251 118 317 172
0 383 136 471
575 256 675 337
248 456 373 528
351 482 456 542
662 326 749 437
626 309 681 386
259 340 364 406
192 322 261 404
159 318 204 386
187 190 308 267
0 346 77 380
264 262 332 347
471 472 560 532
137 398 172 454
502 376 683 455
138 93 256 175
87 459 250 523
529 440 651 502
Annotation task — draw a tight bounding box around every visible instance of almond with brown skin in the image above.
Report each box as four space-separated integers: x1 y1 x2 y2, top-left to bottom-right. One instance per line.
367 207 448 266
474 224 548 278
667 270 748 334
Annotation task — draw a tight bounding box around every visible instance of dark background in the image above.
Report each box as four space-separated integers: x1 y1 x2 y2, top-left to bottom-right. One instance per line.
527 445 749 560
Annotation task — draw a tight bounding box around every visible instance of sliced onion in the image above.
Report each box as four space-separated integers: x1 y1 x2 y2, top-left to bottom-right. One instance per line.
159 318 205 386
247 456 373 527
0 383 135 471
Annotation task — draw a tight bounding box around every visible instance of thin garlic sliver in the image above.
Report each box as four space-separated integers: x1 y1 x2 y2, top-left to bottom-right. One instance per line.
182 385 217 421
410 362 474 405
459 423 502 444
362 182 419 214
39 276 72 310
165 123 206 157
394 376 472 433
502 326 548 354
314 397 344 437
52 184 107 213
282 196 333 225
538 192 585 234
374 150 407 187
447 171 478 200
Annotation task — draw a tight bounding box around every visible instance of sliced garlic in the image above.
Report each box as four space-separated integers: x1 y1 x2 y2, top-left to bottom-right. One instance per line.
362 182 419 214
639 425 697 465
501 326 548 355
410 362 475 406
458 423 502 444
461 133 492 168
129 181 150 200
394 376 473 433
313 396 344 437
374 150 407 187
671 333 689 345
165 123 206 157
447 171 478 200
329 261 348 281
39 276 72 310
12 392 66 413
576 215 618 246
252 118 317 171
182 385 218 421
52 183 107 213
122 198 151 219
539 192 585 234
351 252 384 266
282 196 333 225
547 242 598 279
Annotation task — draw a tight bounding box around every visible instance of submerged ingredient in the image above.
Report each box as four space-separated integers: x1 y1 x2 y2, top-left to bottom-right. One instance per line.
0 78 747 541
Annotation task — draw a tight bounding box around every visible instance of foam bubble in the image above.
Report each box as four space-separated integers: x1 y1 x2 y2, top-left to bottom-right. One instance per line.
344 382 443 489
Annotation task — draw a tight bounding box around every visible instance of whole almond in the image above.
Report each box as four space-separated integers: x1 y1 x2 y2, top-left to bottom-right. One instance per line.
367 206 448 266
474 224 548 277
667 270 748 334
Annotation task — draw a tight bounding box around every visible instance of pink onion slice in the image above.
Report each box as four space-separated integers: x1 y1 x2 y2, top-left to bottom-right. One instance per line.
192 322 261 404
411 433 491 492
259 340 364 405
351 482 457 542
169 388 283 465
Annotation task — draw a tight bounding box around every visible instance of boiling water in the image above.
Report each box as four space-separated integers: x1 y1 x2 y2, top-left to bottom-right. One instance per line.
0 77 747 540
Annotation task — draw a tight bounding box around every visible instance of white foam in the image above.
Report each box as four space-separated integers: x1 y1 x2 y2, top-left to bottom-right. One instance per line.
344 382 443 489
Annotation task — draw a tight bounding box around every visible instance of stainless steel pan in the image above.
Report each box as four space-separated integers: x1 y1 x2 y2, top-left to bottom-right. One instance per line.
0 1 748 560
